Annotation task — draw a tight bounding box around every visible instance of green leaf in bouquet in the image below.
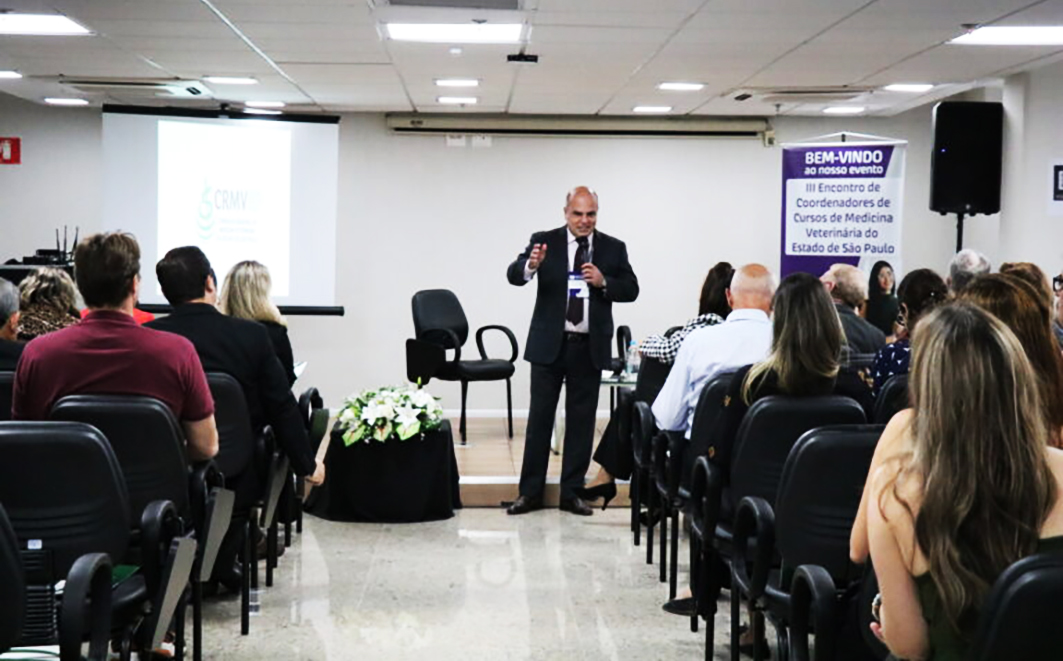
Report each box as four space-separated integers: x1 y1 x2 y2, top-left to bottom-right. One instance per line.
396 420 421 440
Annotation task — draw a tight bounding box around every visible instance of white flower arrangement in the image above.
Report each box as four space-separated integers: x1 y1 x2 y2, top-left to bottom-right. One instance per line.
337 385 445 445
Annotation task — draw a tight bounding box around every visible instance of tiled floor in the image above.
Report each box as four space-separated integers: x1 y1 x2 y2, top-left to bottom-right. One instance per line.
201 508 747 660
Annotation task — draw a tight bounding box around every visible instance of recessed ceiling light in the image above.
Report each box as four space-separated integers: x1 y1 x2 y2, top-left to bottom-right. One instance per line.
44 97 89 106
436 78 479 88
438 96 478 105
449 47 463 56
386 23 523 44
823 106 865 115
245 101 285 108
884 83 934 93
658 82 704 92
950 26 1063 46
633 105 672 113
0 71 22 79
0 13 90 36
203 76 258 85
243 108 282 115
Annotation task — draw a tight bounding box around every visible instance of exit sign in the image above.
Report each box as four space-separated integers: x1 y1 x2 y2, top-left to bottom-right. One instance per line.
0 137 20 164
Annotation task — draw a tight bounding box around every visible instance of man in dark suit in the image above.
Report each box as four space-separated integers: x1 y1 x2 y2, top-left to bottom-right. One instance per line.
506 186 639 515
147 246 324 589
821 263 886 354
0 279 23 370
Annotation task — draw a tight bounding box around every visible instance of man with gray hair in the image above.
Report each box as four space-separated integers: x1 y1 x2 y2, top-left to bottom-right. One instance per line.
947 248 991 295
0 278 23 370
821 263 886 354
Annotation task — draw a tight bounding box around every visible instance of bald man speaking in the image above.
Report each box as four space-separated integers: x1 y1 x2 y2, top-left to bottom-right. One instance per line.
506 186 639 516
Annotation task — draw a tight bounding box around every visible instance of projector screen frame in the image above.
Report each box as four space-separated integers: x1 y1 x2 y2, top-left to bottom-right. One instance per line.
137 304 345 316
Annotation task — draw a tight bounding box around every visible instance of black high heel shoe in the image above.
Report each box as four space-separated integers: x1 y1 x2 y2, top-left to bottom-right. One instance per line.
575 482 617 510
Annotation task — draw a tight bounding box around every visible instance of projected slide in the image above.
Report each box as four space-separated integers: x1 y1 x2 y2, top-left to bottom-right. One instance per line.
157 120 292 295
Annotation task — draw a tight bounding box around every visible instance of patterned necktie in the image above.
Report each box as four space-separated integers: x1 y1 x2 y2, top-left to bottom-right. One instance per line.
566 236 589 326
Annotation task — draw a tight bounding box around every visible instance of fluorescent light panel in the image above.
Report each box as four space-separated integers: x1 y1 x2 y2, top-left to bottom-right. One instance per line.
0 71 22 79
438 96 477 105
658 82 704 92
633 105 671 113
245 101 285 108
823 106 865 115
436 78 479 88
386 23 522 44
0 13 90 35
45 97 88 106
950 26 1063 46
243 108 281 115
203 76 258 85
884 83 933 93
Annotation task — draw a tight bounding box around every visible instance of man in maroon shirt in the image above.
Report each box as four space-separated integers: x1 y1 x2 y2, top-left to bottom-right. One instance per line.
12 232 218 461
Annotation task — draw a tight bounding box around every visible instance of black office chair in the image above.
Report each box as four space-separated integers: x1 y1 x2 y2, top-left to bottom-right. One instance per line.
0 502 26 656
411 289 518 443
690 396 866 661
873 374 909 424
0 421 194 661
609 324 632 375
730 424 881 661
207 372 288 636
628 355 674 548
289 386 329 540
967 552 1063 659
0 370 13 421
51 395 234 661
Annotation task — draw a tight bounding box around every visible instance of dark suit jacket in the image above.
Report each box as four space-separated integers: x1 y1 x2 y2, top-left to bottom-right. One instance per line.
0 339 23 371
260 320 297 386
836 303 886 355
146 304 316 475
507 227 638 369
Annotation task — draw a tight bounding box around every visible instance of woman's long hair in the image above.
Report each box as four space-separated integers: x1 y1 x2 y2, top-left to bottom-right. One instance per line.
219 260 286 326
889 302 1056 637
960 274 1063 447
868 260 895 299
742 272 842 403
698 261 734 318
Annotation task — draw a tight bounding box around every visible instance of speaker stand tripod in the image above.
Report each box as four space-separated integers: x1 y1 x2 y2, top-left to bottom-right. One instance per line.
954 212 966 253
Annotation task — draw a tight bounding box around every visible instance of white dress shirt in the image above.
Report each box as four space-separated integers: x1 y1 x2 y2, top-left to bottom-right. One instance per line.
651 308 772 438
524 228 593 333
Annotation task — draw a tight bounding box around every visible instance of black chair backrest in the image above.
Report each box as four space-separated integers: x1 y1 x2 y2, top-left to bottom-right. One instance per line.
687 372 735 459
207 372 255 479
0 421 130 581
0 503 25 653
50 395 191 522
873 374 909 424
843 352 877 372
634 354 672 404
405 338 446 385
615 325 632 368
774 424 881 582
412 289 468 349
968 552 1063 660
0 370 13 422
730 395 866 508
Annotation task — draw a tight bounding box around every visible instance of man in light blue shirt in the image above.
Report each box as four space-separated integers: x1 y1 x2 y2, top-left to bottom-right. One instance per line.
652 264 776 437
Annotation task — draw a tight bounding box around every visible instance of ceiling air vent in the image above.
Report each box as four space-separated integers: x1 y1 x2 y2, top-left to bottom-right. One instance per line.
59 78 213 99
384 0 520 8
735 87 872 105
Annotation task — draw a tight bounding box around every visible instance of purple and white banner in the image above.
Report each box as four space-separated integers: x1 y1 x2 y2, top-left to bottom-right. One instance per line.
780 142 906 278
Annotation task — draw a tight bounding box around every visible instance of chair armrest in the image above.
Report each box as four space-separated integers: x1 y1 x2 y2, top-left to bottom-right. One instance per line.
475 324 519 363
254 425 277 472
196 486 235 582
59 552 112 661
139 499 181 596
701 456 727 529
188 459 225 534
651 431 669 496
666 432 687 499
789 564 838 661
419 327 463 362
731 496 777 602
631 401 656 466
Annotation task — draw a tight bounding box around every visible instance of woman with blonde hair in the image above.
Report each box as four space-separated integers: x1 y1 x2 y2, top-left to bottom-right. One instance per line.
220 260 296 385
17 267 79 341
864 302 1063 660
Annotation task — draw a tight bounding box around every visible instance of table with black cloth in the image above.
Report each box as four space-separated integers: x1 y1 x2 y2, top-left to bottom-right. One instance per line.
305 420 462 523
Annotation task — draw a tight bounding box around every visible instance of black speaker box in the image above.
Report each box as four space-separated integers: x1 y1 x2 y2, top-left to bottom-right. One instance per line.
930 101 1003 216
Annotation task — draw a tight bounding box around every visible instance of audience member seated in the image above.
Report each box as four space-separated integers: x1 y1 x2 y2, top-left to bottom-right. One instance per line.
871 269 947 397
861 302 1063 661
79 306 156 324
16 267 79 341
220 260 297 386
148 247 324 591
577 261 735 502
0 279 23 370
999 261 1054 311
820 263 886 354
11 232 218 462
865 260 899 338
946 248 991 296
960 274 1063 448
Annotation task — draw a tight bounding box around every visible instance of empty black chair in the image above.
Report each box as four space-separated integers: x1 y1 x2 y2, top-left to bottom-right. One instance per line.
873 374 909 424
731 424 881 660
0 370 12 421
51 394 234 661
0 421 194 661
411 289 518 442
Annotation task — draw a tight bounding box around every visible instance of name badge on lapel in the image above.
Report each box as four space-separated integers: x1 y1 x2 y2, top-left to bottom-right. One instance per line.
568 273 590 299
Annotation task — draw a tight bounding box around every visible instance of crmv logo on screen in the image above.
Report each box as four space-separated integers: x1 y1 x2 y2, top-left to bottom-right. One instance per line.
197 183 259 240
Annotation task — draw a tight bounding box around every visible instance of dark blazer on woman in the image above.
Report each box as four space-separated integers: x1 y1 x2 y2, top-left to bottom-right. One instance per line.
260 320 297 386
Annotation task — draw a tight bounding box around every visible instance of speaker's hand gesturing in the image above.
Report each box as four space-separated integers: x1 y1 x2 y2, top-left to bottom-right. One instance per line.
527 243 547 271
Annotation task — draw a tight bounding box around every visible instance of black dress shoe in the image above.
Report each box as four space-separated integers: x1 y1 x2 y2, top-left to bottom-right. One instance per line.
558 497 593 516
506 495 543 515
662 596 696 616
